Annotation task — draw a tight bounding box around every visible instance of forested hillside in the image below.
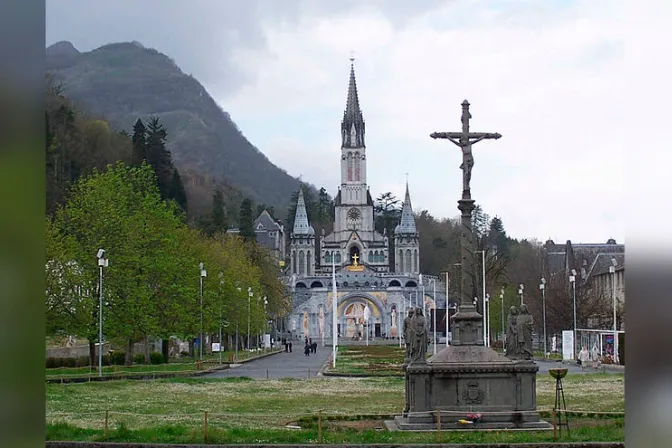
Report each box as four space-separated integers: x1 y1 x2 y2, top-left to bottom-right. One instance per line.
46 40 303 217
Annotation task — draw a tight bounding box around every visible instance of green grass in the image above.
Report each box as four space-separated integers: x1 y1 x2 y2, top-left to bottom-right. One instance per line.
47 419 623 444
46 349 281 380
46 373 624 443
327 345 437 375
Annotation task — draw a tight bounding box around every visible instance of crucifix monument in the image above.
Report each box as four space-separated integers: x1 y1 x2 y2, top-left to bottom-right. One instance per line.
388 100 551 432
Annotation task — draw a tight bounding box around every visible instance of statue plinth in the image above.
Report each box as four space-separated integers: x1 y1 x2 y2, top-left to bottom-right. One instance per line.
389 345 552 431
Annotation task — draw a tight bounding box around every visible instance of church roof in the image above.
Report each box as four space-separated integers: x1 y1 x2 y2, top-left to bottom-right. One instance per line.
292 187 315 236
395 182 418 235
341 59 365 148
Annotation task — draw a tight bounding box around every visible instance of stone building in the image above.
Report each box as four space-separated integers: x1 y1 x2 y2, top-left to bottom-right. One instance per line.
228 210 286 264
284 60 445 341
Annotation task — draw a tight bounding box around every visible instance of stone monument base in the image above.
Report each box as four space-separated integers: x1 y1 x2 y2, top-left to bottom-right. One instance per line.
389 345 553 431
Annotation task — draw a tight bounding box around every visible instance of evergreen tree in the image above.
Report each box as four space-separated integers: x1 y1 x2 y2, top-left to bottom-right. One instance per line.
488 216 510 259
238 198 256 241
211 187 227 234
131 118 147 166
145 117 173 200
170 168 188 214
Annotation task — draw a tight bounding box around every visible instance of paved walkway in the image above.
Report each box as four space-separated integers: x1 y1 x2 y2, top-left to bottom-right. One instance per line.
205 345 332 379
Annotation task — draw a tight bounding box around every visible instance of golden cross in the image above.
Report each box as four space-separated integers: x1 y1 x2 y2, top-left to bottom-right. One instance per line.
352 253 359 266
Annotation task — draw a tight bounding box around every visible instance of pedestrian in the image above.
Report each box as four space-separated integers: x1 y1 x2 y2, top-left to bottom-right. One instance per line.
591 342 600 370
312 342 317 353
289 341 292 353
304 342 310 356
578 345 590 371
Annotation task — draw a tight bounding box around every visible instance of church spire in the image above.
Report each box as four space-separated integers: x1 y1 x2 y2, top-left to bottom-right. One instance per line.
341 58 365 148
292 186 315 236
395 181 418 235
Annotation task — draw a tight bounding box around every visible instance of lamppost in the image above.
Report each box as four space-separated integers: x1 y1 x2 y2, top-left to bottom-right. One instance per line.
96 249 108 378
609 258 619 364
500 287 505 345
518 283 524 305
485 293 490 347
218 272 224 365
540 278 547 357
247 287 253 351
432 278 437 354
199 262 206 362
478 250 487 346
569 269 577 359
235 286 241 359
420 274 425 319
263 296 268 350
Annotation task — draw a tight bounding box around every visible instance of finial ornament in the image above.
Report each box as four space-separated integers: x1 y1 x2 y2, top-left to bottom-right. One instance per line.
349 50 355 63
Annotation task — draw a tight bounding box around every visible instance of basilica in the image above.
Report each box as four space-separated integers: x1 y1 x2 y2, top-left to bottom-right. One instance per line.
284 61 447 342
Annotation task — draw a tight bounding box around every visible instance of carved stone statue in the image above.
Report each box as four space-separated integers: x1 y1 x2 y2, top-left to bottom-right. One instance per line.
516 304 534 360
505 306 519 358
409 307 429 364
403 308 414 362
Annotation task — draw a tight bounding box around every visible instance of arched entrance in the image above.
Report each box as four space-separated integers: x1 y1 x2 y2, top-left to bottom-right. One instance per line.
338 295 384 340
349 245 361 265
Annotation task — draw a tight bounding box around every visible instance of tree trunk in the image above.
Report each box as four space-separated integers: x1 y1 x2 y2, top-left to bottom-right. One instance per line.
125 338 134 366
88 341 96 367
144 335 151 363
162 338 170 362
188 338 194 358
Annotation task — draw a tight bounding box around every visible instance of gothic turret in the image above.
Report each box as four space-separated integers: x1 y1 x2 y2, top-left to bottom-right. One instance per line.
341 59 365 149
394 182 420 274
289 187 315 276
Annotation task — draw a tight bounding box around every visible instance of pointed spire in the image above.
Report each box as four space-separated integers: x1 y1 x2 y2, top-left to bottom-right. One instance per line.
341 58 365 148
395 181 418 235
293 186 315 236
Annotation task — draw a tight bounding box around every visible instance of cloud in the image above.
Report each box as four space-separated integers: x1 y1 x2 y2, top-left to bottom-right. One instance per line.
46 0 668 243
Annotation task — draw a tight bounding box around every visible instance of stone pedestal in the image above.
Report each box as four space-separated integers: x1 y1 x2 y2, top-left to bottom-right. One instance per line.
388 345 552 431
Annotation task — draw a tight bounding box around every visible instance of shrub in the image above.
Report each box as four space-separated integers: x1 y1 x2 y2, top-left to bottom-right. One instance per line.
46 357 58 369
133 354 145 364
61 357 76 368
75 356 90 367
109 351 126 365
179 351 190 357
149 352 164 365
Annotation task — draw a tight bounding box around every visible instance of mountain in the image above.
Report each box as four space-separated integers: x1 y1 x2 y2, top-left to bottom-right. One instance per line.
45 40 303 218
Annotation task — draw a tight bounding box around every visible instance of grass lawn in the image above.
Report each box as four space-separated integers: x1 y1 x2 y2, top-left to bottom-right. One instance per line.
46 349 281 380
326 345 420 375
46 373 624 444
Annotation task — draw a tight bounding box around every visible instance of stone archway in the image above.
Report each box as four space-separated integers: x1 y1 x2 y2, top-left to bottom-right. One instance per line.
337 294 385 340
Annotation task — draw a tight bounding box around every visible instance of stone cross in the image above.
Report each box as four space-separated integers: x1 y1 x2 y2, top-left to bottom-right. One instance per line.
352 253 359 266
429 100 502 345
430 100 501 199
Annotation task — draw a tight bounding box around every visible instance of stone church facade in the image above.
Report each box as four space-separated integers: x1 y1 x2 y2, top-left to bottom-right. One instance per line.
284 61 446 341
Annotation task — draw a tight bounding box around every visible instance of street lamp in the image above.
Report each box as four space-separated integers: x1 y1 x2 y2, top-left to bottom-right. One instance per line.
419 274 425 317
263 296 268 350
96 249 108 378
478 251 487 346
218 272 224 365
432 278 437 354
609 258 619 364
540 277 547 357
247 287 253 351
199 262 206 362
569 269 577 359
518 284 524 305
500 287 505 345
235 287 241 358
485 293 490 347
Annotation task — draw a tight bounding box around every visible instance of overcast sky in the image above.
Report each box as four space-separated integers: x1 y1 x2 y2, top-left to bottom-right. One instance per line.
46 0 671 245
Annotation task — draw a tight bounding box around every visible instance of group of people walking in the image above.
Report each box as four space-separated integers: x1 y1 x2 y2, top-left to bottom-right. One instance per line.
281 338 293 353
304 337 317 356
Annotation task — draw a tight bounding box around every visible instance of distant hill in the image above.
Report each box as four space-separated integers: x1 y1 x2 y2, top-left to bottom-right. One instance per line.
45 40 305 218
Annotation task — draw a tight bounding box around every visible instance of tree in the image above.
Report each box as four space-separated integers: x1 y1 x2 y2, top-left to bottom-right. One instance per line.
374 192 402 270
131 118 147 166
50 161 189 365
238 198 256 241
145 116 173 200
169 168 188 215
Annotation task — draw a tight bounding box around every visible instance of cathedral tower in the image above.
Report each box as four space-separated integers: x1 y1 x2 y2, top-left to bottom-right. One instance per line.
394 182 420 274
289 187 315 276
